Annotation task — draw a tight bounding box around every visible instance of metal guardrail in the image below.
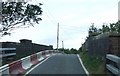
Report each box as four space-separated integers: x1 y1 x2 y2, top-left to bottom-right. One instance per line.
106 54 120 76
0 48 16 66
0 48 16 51
0 48 16 58
0 64 9 72
0 53 16 57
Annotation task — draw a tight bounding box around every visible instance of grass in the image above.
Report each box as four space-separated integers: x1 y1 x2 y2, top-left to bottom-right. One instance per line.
79 51 106 75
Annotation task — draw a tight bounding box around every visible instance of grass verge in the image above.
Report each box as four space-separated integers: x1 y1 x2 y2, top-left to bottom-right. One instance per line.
79 51 106 75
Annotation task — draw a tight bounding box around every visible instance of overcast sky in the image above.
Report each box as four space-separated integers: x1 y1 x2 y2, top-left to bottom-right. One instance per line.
0 0 119 49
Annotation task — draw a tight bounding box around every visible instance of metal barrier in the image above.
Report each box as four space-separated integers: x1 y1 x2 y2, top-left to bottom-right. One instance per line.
0 48 16 66
0 64 9 75
0 48 16 58
106 54 120 76
0 50 56 75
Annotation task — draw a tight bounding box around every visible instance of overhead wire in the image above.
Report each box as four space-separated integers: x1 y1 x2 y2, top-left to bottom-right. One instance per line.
29 0 56 26
34 0 87 32
34 0 88 37
33 0 88 34
33 0 89 49
39 0 58 25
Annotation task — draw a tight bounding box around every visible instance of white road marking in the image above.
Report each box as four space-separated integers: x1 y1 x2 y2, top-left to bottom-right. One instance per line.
24 56 52 76
77 54 89 76
24 54 89 75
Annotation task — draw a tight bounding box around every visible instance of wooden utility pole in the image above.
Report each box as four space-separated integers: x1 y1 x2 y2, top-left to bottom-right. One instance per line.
57 23 59 51
62 41 64 49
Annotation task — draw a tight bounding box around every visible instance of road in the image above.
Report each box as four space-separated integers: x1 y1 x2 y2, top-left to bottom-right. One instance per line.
25 54 87 76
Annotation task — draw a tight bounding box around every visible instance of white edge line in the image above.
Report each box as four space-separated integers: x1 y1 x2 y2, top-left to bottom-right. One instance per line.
77 54 89 76
24 56 52 76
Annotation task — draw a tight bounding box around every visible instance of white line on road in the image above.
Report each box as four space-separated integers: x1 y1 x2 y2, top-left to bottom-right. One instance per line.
77 54 89 76
24 56 52 76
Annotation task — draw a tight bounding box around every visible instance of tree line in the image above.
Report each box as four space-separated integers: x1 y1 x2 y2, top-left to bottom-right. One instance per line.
57 48 80 54
88 21 120 36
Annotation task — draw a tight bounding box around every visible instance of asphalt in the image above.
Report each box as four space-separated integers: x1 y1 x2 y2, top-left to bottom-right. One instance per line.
25 54 87 76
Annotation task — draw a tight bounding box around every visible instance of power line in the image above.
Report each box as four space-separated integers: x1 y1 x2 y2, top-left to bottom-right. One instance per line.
31 0 57 26
43 11 57 25
36 0 66 25
60 25 88 32
40 0 58 24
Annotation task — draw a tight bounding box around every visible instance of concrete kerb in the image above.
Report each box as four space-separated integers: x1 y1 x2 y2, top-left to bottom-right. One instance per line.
21 56 32 70
0 64 9 75
30 54 39 65
23 56 52 76
9 60 25 74
45 50 50 57
49 50 52 55
36 52 44 61
42 51 47 59
49 50 54 55
0 50 56 75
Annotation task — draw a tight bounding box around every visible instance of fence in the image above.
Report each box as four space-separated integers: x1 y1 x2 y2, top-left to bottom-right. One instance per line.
0 48 16 66
0 48 16 57
106 54 120 76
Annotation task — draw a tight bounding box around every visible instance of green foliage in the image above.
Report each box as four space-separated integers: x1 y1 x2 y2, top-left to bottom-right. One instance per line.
1 2 43 36
102 24 110 33
88 20 120 36
78 47 82 51
88 23 98 34
113 20 120 33
79 51 106 74
58 48 79 54
70 48 79 54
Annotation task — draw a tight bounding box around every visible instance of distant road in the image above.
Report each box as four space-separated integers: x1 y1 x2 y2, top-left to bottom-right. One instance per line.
25 54 87 76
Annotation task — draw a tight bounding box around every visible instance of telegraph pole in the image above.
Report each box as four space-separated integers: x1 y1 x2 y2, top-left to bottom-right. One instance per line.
57 23 59 51
62 41 64 49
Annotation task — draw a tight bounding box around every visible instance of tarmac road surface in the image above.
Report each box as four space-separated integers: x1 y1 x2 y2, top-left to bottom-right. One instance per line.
25 54 87 76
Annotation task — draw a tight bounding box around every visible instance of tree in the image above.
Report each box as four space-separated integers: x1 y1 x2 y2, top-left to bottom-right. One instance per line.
88 23 97 33
109 23 116 32
70 48 78 54
101 23 110 33
115 20 120 33
0 2 43 36
88 23 99 36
